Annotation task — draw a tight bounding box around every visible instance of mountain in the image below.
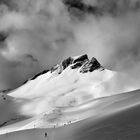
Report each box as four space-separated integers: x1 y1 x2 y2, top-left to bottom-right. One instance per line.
0 54 140 140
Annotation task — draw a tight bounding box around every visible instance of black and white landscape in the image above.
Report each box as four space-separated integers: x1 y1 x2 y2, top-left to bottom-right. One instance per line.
0 54 140 140
0 0 140 140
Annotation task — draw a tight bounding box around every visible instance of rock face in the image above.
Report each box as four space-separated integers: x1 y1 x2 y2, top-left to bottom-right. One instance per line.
51 54 102 74
62 57 74 70
30 70 49 80
80 57 102 73
24 54 103 83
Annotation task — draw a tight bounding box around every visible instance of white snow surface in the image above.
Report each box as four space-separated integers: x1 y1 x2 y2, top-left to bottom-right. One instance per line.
0 57 139 138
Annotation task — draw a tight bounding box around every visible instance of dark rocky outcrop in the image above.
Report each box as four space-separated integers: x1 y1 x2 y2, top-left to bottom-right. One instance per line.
71 62 83 69
80 57 101 73
30 70 49 80
73 54 88 64
62 57 74 70
51 54 102 74
23 54 103 84
51 57 73 74
71 54 88 69
71 55 102 73
23 69 49 84
51 64 62 74
51 64 60 73
89 57 101 72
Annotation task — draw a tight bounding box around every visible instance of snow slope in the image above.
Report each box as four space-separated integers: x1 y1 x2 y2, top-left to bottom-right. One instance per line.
0 54 139 140
1 89 140 140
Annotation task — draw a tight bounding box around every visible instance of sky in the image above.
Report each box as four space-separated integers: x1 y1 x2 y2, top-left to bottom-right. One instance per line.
0 0 140 90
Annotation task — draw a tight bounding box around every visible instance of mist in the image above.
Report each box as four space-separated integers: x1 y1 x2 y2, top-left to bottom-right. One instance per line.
0 0 140 90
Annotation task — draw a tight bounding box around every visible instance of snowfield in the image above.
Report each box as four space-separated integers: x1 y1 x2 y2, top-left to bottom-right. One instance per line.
0 55 140 140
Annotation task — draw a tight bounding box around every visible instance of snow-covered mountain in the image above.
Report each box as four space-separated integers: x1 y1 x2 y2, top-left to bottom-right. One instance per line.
0 54 140 140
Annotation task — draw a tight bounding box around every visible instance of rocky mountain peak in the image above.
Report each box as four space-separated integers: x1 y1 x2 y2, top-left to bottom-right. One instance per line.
51 54 103 74
24 54 103 84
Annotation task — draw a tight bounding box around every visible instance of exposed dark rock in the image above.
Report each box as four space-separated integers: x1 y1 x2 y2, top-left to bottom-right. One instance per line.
23 69 49 84
71 62 83 69
30 70 49 80
80 57 101 73
73 54 88 64
51 54 102 73
80 61 89 73
89 57 101 72
23 80 28 85
22 54 103 85
51 64 59 73
71 54 89 69
51 64 63 74
62 57 74 70
71 55 102 72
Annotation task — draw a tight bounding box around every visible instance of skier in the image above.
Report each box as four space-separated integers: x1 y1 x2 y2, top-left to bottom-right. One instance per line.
45 132 48 138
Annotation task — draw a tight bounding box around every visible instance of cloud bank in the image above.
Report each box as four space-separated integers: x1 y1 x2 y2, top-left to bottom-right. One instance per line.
0 0 140 90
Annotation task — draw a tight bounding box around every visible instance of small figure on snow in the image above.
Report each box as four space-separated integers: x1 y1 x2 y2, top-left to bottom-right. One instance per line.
45 132 48 138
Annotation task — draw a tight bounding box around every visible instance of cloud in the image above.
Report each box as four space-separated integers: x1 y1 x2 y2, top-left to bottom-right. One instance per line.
0 0 140 90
